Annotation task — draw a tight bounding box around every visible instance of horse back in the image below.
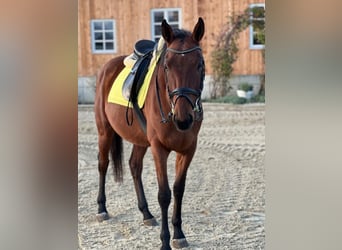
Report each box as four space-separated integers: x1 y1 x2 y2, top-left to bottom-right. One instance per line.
96 56 126 101
94 56 126 129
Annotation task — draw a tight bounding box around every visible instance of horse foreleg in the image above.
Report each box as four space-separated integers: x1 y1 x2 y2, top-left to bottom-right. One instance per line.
96 133 112 222
171 146 196 249
129 145 157 226
151 143 172 250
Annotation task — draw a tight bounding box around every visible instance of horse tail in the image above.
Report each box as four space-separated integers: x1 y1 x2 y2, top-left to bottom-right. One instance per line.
110 132 124 183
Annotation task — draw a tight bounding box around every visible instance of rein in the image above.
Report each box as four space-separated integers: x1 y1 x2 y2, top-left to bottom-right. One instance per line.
155 45 204 124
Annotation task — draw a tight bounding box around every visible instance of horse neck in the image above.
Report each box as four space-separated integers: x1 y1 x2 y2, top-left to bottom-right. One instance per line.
152 56 172 123
155 54 169 104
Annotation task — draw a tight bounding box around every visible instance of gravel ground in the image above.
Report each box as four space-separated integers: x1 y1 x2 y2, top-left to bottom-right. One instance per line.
78 103 265 249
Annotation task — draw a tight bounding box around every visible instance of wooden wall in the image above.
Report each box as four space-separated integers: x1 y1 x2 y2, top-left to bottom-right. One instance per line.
195 0 265 75
78 0 265 77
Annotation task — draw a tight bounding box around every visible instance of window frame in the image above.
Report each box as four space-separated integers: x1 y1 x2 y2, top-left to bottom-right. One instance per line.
90 19 117 54
249 3 265 50
151 8 182 42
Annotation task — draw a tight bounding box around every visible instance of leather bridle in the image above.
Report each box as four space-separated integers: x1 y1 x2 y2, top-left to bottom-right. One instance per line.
156 45 205 123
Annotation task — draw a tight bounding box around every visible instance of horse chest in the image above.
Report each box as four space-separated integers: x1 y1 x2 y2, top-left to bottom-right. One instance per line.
157 130 197 152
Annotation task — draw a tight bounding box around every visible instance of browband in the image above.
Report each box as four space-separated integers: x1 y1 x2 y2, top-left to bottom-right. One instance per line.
166 46 201 55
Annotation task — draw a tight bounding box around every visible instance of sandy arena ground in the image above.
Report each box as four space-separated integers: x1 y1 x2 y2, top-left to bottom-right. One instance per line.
78 103 265 249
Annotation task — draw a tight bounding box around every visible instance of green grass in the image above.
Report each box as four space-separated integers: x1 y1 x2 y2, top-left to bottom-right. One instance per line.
203 94 265 104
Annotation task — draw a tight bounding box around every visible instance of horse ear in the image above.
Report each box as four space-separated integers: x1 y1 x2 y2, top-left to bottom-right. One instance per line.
192 17 205 42
161 19 174 44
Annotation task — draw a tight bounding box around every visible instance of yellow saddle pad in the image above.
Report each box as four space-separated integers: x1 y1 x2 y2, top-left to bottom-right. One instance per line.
108 57 158 108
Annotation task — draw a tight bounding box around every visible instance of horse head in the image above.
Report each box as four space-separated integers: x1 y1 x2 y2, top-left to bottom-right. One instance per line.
161 18 205 132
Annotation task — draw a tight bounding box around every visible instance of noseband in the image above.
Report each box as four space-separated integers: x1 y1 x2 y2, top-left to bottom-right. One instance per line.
156 46 204 123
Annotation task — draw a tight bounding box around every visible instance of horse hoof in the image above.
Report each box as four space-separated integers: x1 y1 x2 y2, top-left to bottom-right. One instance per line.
172 238 189 249
143 217 158 226
96 212 109 222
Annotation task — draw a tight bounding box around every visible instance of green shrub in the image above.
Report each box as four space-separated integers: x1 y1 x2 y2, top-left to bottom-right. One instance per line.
203 94 265 104
251 94 265 103
238 83 253 91
204 95 246 104
210 7 265 98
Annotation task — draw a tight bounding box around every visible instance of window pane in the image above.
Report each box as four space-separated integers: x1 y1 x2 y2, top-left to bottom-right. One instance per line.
154 25 161 36
253 36 262 45
95 42 103 50
93 22 102 30
104 21 113 30
105 42 113 50
253 31 265 45
94 32 103 40
249 5 265 48
252 7 265 18
168 11 179 22
105 32 113 39
170 24 179 30
91 19 116 52
253 21 264 31
154 12 164 22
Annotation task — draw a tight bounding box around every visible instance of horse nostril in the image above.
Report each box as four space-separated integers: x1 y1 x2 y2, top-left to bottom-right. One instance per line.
174 114 194 131
188 114 193 124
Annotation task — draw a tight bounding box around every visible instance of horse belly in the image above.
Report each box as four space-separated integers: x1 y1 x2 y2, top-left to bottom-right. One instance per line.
105 103 150 147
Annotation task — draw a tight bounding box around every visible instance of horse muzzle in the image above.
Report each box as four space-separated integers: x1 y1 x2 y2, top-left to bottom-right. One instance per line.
167 87 203 131
172 113 194 132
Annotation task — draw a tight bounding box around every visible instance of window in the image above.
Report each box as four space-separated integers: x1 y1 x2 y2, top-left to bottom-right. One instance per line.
151 8 182 42
91 19 117 54
249 4 265 49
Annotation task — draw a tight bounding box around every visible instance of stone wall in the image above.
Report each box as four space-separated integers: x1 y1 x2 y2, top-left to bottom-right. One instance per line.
78 76 96 104
78 74 263 104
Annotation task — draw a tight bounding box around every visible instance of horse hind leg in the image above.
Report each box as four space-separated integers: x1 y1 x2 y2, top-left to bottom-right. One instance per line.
95 131 112 222
96 128 124 222
129 145 157 226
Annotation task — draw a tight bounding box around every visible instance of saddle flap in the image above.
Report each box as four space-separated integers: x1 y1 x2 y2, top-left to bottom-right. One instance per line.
122 40 155 101
122 54 153 101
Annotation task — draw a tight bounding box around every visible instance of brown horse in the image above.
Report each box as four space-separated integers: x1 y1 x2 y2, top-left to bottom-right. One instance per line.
94 18 205 250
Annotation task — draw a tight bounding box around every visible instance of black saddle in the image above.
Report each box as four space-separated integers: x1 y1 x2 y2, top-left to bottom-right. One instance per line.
122 40 155 101
123 40 156 134
134 39 155 57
